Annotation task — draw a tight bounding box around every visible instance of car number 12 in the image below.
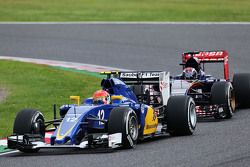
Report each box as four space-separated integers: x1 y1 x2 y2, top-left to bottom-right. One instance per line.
98 109 105 125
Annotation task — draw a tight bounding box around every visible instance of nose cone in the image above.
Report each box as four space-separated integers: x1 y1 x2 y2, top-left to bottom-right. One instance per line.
53 116 78 144
51 105 95 145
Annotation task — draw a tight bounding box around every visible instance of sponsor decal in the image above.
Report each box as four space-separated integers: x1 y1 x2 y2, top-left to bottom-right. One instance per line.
224 56 229 64
139 72 160 78
153 111 159 121
195 51 224 57
141 104 145 114
146 123 158 129
66 117 78 122
160 81 168 92
120 72 160 79
120 72 137 78
185 51 226 61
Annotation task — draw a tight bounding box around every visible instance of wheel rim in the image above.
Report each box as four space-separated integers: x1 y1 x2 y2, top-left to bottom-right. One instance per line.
129 116 138 140
229 89 236 112
189 103 197 128
33 118 45 136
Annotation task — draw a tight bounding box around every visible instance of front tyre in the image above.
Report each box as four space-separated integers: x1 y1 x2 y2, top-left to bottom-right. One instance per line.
166 96 197 136
108 107 138 148
13 109 45 153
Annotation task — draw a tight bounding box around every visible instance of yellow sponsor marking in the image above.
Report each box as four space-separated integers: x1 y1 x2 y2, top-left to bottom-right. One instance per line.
143 106 158 135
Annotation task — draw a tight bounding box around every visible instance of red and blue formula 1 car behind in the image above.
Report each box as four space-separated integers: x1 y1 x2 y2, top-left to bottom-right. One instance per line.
8 71 197 153
171 50 250 119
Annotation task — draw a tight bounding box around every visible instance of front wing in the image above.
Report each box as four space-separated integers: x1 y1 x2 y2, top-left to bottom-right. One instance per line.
7 133 122 151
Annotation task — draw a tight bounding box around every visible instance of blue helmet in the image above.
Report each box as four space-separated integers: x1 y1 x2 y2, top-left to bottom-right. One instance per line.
183 67 198 79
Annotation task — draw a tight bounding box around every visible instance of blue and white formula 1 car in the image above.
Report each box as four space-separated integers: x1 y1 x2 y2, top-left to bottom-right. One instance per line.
171 50 250 119
8 71 197 153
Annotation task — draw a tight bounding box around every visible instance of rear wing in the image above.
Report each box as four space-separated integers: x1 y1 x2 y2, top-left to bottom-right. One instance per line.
101 71 170 106
182 50 229 80
120 71 170 106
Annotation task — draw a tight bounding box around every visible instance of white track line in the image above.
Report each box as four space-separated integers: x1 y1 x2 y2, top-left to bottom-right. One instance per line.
0 56 130 72
0 150 19 156
0 22 249 25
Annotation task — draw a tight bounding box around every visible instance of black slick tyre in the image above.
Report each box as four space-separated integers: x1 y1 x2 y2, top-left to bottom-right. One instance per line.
211 82 235 119
108 107 138 148
13 109 45 153
166 96 196 136
233 73 250 108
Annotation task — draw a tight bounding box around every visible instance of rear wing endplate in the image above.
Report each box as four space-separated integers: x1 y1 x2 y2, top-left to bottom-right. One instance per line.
159 72 170 106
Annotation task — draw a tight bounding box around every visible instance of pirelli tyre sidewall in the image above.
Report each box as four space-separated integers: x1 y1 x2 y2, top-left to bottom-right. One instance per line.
166 96 197 136
13 109 45 153
108 107 138 149
211 82 235 119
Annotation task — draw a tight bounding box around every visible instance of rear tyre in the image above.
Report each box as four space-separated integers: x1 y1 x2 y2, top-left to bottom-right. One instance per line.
166 96 196 136
233 73 250 108
108 107 138 148
13 109 45 153
211 82 235 119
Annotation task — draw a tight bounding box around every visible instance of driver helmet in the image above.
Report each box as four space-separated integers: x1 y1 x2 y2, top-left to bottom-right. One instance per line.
92 90 111 104
182 67 198 79
185 57 201 72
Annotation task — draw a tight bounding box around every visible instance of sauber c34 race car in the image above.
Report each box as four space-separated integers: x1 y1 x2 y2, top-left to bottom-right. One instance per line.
171 50 250 119
8 71 197 153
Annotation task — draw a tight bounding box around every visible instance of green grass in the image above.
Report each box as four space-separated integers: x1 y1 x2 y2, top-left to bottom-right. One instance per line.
0 60 101 138
0 0 249 21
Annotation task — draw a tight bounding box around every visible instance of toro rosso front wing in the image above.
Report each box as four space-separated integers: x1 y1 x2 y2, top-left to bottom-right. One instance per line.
195 104 229 118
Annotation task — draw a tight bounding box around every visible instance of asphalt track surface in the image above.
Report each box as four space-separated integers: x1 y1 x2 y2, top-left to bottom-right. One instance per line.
0 23 250 167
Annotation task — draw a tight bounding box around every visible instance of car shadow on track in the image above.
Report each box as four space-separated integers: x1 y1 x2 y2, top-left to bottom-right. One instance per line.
9 148 115 157
138 134 171 145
